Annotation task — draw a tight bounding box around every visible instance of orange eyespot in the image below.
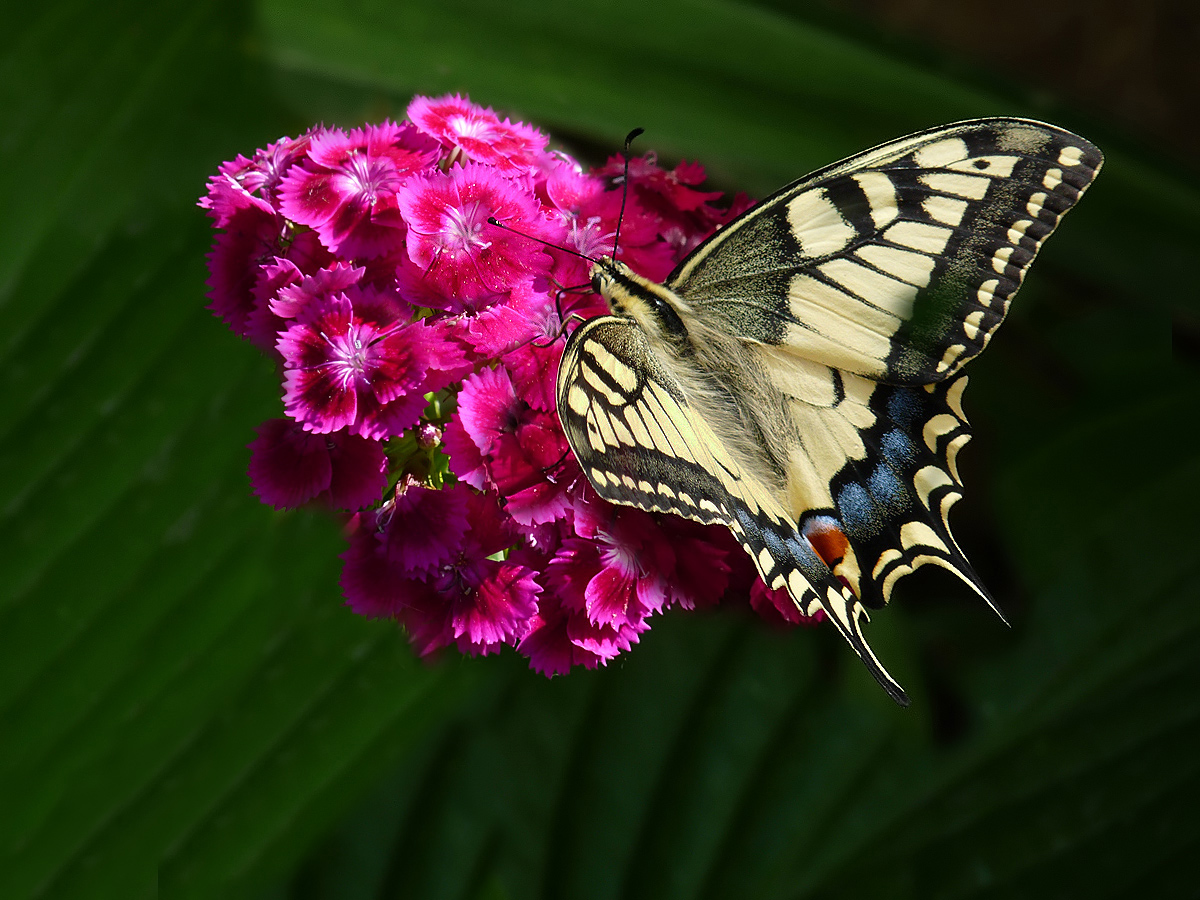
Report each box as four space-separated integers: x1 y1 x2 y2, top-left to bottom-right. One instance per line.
804 519 850 567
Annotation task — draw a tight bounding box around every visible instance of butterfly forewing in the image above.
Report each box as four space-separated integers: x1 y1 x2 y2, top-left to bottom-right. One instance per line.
557 118 1101 704
557 316 733 525
667 119 1103 383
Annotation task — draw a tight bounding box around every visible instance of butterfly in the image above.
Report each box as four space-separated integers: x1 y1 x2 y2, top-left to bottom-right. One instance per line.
556 118 1102 705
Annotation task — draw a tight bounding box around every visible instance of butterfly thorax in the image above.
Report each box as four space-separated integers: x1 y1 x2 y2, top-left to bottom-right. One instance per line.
590 258 796 491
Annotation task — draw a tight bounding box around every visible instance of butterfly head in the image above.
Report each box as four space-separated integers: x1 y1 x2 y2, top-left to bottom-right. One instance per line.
590 258 691 348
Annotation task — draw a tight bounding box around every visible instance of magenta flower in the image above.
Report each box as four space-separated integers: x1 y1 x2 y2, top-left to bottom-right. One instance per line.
278 290 464 440
384 480 472 576
445 366 576 526
270 261 366 320
342 486 541 656
397 163 559 303
202 132 314 224
655 517 737 611
247 418 387 510
408 93 548 173
518 590 636 676
202 212 333 351
201 94 827 676
556 497 678 628
278 121 439 258
749 580 826 628
203 207 288 340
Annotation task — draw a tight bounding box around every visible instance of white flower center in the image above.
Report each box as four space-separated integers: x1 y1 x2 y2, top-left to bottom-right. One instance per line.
442 201 491 254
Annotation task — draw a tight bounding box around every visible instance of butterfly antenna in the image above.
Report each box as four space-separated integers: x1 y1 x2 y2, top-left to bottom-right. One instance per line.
611 127 643 261
485 217 597 266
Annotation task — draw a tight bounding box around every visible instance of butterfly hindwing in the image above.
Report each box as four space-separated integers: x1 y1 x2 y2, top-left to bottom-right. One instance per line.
558 315 911 704
667 119 1103 383
802 373 997 613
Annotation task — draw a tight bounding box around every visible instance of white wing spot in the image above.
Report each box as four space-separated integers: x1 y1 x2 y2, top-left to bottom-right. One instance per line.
591 405 622 449
855 244 936 288
567 383 590 415
991 246 1014 274
1043 168 1063 190
586 413 607 452
945 376 968 420
915 464 953 509
873 548 903 581
1027 192 1048 218
920 172 991 200
642 389 688 459
788 188 856 256
922 195 968 227
820 257 916 304
852 171 899 228
1058 145 1084 167
623 405 653 447
923 413 960 451
789 272 908 327
589 344 638 393
611 415 635 446
1006 219 1033 245
884 220 953 254
963 310 984 340
580 360 626 406
901 520 948 554
946 432 971 483
913 137 969 168
977 278 999 307
787 570 814 606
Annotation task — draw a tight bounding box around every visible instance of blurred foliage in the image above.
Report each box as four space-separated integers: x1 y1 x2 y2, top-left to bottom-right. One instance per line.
1 1 1196 898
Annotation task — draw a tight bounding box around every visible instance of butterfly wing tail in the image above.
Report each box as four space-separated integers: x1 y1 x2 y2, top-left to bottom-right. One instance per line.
829 376 1008 624
732 506 911 706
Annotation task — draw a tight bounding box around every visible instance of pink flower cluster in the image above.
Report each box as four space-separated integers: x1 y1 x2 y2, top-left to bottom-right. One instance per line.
200 94 821 674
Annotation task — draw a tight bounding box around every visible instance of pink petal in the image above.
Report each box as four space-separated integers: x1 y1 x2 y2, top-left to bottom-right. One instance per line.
247 418 332 508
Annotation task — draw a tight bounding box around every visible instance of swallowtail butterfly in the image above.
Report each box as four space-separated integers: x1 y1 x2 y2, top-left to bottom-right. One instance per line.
557 119 1102 705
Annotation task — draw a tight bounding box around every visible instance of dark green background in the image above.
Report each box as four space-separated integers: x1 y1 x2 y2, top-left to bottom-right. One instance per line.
3 1 1197 897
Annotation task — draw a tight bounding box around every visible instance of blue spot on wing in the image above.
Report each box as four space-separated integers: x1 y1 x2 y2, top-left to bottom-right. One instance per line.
838 482 883 540
760 525 788 561
881 428 917 466
886 387 921 430
868 465 907 514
